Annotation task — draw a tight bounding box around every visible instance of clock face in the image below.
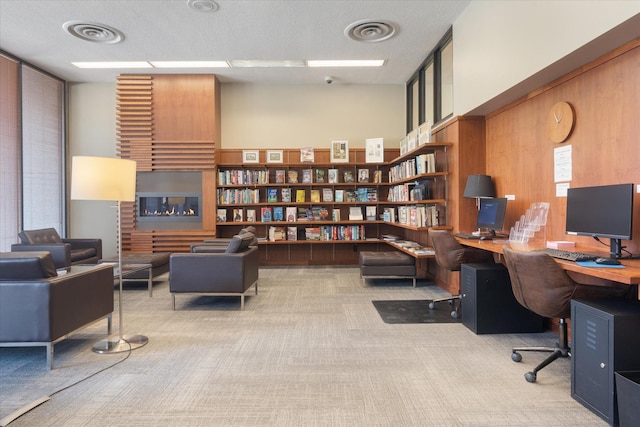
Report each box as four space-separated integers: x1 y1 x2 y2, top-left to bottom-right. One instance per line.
547 101 575 143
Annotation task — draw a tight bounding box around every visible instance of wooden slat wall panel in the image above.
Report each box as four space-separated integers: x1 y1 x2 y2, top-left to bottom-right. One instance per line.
128 230 217 253
116 75 153 172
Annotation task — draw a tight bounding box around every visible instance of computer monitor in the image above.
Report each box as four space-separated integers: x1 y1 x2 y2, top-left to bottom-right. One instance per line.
565 183 634 259
476 197 508 235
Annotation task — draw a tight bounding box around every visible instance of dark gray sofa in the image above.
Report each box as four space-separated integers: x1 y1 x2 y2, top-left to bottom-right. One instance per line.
170 234 259 310
0 251 114 369
11 227 102 269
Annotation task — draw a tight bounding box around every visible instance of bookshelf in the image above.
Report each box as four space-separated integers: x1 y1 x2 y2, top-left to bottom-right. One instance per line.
215 145 451 266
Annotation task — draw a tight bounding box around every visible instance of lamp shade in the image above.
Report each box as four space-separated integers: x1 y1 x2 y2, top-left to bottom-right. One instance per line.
71 156 137 202
463 174 496 198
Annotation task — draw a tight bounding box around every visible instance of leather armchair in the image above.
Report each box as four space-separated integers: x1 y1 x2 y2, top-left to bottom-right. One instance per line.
170 234 259 310
0 251 114 369
11 228 102 269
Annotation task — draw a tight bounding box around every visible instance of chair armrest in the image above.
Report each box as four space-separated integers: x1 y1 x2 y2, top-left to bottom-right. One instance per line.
63 238 103 259
11 243 71 269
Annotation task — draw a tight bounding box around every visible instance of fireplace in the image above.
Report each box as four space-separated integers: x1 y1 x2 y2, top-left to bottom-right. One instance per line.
137 192 201 222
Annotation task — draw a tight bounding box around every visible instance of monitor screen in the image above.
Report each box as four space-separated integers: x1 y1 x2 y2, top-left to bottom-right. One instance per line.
565 183 634 240
476 197 507 232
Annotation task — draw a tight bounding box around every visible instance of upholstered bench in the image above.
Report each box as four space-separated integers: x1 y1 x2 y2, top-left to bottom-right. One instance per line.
359 251 416 287
100 252 171 296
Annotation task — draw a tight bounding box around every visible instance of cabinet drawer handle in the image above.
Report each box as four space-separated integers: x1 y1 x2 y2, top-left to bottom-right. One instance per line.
600 363 606 369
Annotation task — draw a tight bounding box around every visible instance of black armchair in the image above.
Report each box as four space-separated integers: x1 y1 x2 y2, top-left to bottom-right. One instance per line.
11 228 102 269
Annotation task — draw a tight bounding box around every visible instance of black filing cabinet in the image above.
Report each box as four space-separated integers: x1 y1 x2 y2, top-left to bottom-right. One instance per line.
571 299 640 426
460 263 544 334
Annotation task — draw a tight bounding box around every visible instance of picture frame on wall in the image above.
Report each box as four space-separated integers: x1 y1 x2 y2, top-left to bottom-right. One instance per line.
330 139 349 163
242 150 260 164
365 137 384 163
266 150 283 163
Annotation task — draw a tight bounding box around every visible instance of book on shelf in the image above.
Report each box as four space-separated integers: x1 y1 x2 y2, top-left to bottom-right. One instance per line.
345 190 357 202
267 187 278 203
348 206 363 221
288 170 299 183
407 129 418 151
300 147 314 163
233 208 243 222
366 206 377 221
269 226 286 241
418 121 432 145
296 189 306 202
275 169 286 184
310 189 320 203
273 206 284 221
322 188 333 202
305 227 321 240
383 207 396 223
287 226 298 241
315 169 325 183
373 170 382 183
332 209 341 221
246 209 256 222
216 209 227 222
302 169 313 183
296 207 309 221
357 168 369 183
285 206 297 222
343 170 354 183
261 207 272 222
334 189 344 202
281 187 291 202
328 168 339 183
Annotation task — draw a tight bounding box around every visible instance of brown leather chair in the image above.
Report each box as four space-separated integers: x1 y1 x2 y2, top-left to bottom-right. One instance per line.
502 247 632 383
429 229 495 317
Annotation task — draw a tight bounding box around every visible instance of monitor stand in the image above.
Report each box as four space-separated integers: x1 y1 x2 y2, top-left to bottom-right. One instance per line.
610 238 624 259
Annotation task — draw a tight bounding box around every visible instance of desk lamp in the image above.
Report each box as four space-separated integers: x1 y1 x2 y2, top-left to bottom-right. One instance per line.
463 174 496 209
71 156 149 353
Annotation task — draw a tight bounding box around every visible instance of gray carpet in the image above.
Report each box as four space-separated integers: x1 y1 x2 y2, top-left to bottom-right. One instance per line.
0 267 607 426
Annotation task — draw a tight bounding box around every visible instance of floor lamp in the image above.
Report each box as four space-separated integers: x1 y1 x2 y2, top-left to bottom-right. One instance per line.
71 156 149 353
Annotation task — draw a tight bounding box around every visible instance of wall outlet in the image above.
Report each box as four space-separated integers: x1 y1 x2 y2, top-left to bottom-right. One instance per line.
637 184 640 193
505 194 516 200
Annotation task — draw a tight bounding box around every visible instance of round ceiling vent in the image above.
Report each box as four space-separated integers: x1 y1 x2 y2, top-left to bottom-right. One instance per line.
187 0 219 13
344 19 397 43
62 21 124 44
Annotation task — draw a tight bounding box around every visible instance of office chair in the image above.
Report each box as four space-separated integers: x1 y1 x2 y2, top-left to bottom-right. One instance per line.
429 229 495 317
502 247 632 383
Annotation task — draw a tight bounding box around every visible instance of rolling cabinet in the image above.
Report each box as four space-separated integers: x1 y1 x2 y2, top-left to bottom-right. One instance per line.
571 299 640 426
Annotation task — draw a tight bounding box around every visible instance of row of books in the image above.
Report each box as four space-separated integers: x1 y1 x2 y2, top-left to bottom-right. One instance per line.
388 153 436 182
218 187 378 204
387 183 429 202
277 168 382 184
267 225 367 241
399 121 432 155
382 205 439 227
218 206 378 223
218 170 269 185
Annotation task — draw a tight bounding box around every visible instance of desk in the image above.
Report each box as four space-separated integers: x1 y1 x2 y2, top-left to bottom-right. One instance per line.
456 238 640 286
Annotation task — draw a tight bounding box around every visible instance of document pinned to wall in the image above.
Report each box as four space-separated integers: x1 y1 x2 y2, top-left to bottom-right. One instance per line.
554 145 572 183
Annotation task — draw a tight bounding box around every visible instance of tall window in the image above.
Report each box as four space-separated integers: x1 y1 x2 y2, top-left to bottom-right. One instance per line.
406 28 453 133
0 53 65 251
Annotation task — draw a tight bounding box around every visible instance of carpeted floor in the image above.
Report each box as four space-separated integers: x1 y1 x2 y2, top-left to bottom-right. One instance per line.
0 267 607 426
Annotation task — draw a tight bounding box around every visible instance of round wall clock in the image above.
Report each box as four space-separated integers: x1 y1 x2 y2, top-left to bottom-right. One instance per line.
547 101 575 143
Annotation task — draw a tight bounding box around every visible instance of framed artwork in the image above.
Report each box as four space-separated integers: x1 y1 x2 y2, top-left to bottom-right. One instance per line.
266 150 283 163
330 139 349 163
365 137 384 163
242 150 260 164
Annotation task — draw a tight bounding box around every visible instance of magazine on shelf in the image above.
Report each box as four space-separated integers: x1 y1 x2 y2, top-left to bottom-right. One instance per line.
216 209 227 222
334 190 344 202
366 206 377 221
273 207 284 221
332 209 341 221
281 188 291 203
302 169 313 183
315 169 325 183
285 206 297 222
246 209 256 222
357 169 369 183
287 226 298 241
348 206 363 221
296 189 306 202
300 147 315 163
261 207 272 222
310 189 320 203
322 188 333 202
267 188 278 203
275 169 286 183
328 169 339 183
288 170 299 183
233 208 243 222
343 170 354 183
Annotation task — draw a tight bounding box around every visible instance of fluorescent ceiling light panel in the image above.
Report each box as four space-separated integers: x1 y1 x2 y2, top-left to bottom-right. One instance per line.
229 60 305 68
150 61 229 68
72 61 152 69
307 60 385 67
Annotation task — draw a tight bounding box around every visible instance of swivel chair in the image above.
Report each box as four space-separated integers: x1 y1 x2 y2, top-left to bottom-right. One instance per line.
429 229 495 317
502 247 632 383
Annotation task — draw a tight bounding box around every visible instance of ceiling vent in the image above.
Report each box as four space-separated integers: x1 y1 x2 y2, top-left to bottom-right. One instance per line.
187 0 219 13
345 19 397 43
62 21 124 44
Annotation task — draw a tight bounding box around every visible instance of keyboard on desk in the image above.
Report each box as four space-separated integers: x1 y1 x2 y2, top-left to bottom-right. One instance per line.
455 233 480 239
534 248 598 262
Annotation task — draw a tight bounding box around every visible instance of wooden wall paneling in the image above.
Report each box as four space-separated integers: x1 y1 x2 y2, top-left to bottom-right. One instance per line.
486 40 640 255
202 170 216 231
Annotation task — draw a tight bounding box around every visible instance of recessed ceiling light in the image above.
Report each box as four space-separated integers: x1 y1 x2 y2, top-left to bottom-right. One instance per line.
71 62 152 69
229 60 305 68
62 21 124 44
150 61 229 68
187 0 219 13
307 60 386 67
344 19 397 43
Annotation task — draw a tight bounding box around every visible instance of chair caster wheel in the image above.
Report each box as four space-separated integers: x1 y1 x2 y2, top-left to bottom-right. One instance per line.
451 311 458 318
428 302 435 309
511 352 522 363
448 300 454 306
525 371 537 383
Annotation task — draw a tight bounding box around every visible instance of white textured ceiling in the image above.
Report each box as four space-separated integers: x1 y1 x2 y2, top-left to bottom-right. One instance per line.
0 0 471 84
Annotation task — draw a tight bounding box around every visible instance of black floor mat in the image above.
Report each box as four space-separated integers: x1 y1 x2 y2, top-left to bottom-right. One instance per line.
372 300 462 324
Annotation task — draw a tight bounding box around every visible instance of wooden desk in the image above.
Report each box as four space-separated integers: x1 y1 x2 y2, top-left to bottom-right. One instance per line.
456 238 640 286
